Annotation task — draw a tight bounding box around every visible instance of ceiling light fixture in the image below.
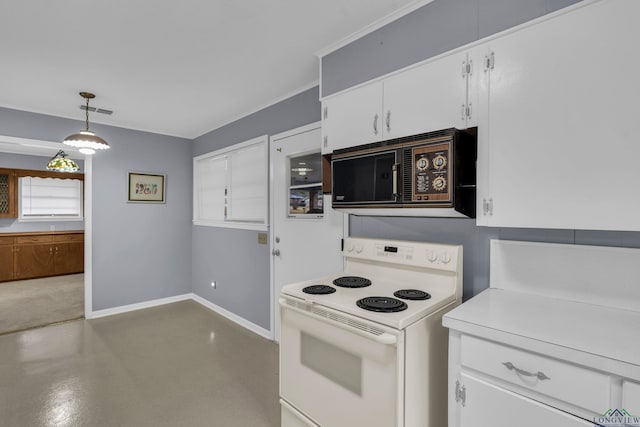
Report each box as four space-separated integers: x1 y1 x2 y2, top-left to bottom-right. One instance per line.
46 150 79 172
63 92 110 155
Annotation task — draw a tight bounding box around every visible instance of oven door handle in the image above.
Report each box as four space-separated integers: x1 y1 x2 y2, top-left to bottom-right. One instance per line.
281 298 398 346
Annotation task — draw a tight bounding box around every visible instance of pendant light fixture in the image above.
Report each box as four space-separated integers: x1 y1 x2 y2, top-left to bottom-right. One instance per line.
63 92 110 155
46 150 80 172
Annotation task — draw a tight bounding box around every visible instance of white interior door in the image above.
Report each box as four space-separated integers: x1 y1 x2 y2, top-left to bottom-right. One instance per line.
270 123 345 341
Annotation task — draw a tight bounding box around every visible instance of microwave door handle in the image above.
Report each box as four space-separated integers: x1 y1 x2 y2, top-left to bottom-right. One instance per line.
392 163 400 201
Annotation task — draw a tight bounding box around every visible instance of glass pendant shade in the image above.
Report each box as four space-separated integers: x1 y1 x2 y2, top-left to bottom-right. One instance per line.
47 150 80 172
62 92 110 154
63 130 109 152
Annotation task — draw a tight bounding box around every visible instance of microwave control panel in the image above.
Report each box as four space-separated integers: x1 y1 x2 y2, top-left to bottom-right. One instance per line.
412 142 451 202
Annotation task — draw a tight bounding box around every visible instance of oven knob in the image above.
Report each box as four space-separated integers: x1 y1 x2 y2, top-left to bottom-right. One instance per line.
346 244 355 252
355 245 364 253
427 250 438 263
432 176 447 191
416 157 429 171
433 154 447 170
439 252 452 264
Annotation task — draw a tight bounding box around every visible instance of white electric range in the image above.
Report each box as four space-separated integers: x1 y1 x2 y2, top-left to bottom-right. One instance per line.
279 237 463 427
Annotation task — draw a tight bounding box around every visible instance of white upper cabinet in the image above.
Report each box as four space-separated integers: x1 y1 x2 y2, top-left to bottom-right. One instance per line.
321 50 477 154
321 82 383 154
476 0 640 230
383 51 474 139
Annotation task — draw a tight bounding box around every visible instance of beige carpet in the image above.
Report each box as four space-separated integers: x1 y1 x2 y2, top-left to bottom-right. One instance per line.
0 274 84 335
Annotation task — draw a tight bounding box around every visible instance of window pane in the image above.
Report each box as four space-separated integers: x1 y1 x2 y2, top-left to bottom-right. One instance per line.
290 152 322 186
228 143 265 222
289 186 323 215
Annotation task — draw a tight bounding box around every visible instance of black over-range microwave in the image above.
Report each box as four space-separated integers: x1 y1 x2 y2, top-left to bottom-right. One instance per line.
331 128 477 218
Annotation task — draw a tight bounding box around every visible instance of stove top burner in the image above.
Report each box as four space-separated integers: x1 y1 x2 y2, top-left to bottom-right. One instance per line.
357 296 408 313
394 289 432 300
333 276 372 288
302 285 336 295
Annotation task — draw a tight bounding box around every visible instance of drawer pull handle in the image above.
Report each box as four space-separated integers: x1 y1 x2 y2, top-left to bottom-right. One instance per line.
502 362 550 381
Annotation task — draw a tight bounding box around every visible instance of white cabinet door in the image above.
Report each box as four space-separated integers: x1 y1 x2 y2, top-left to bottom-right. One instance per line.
383 51 468 139
321 82 383 154
480 0 640 230
458 373 595 427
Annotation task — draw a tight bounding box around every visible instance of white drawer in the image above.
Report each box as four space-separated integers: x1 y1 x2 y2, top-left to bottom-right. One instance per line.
623 381 640 416
461 335 611 413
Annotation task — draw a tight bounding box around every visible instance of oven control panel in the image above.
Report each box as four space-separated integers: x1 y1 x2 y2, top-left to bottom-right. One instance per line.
343 237 460 272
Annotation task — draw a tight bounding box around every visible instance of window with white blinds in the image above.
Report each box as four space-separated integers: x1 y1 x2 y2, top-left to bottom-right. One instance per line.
193 135 268 230
20 176 83 220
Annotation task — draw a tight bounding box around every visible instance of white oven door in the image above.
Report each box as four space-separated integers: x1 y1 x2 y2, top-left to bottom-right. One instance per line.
280 297 404 427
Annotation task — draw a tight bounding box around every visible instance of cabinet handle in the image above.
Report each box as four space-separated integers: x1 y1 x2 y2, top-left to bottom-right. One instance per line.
502 362 551 381
468 59 473 77
467 103 472 120
461 104 466 121
392 163 400 200
455 380 466 407
323 106 328 120
50 247 53 254
386 110 391 133
323 136 328 148
373 114 379 135
461 60 467 78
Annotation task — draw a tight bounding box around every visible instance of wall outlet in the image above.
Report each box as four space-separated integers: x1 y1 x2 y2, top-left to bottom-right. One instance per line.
211 281 216 289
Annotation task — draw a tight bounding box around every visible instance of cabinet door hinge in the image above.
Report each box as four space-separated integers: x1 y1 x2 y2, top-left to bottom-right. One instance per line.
455 380 466 407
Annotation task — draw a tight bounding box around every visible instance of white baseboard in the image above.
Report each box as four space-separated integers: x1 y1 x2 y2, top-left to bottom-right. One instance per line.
190 293 273 340
86 292 274 341
87 294 192 319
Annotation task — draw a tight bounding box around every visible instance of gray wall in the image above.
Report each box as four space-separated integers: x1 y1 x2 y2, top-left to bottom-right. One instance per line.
191 86 321 329
322 0 581 97
0 152 85 233
0 107 193 311
328 0 640 300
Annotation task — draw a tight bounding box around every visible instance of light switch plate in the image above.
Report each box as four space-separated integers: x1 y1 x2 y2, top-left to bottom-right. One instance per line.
258 232 267 245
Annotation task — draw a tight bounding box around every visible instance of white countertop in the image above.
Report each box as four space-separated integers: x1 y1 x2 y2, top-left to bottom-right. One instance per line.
443 289 640 380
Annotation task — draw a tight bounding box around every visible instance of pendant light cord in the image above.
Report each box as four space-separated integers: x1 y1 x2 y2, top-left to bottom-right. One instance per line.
85 97 90 131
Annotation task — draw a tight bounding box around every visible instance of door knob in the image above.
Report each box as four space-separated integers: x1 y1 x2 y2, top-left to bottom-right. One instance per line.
272 249 281 256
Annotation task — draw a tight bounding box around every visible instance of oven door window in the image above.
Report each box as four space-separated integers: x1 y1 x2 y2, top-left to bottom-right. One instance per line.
332 151 396 204
301 332 361 396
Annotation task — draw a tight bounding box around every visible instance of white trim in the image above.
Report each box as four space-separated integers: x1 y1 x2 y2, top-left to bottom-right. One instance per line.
194 81 319 140
315 0 435 57
271 121 321 143
190 294 273 340
0 135 82 157
192 221 269 232
84 156 93 317
87 294 193 319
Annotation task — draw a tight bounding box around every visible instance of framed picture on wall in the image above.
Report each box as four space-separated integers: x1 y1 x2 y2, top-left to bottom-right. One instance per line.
127 172 166 203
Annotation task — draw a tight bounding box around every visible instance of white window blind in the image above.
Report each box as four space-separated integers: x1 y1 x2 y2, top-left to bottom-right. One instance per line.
20 177 83 219
193 135 268 230
228 143 265 222
196 155 227 222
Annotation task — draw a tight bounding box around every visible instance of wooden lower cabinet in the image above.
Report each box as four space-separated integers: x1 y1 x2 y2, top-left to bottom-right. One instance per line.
0 244 13 282
53 242 84 275
1 231 84 282
15 243 53 279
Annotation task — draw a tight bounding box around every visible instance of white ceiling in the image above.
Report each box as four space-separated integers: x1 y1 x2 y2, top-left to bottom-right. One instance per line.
0 0 419 139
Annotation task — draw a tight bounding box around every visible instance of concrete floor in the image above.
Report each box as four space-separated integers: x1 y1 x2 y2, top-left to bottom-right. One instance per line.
0 300 280 427
0 274 84 335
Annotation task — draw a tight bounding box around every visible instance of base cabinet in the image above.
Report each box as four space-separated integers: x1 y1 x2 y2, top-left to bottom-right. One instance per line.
0 232 84 282
457 374 595 427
